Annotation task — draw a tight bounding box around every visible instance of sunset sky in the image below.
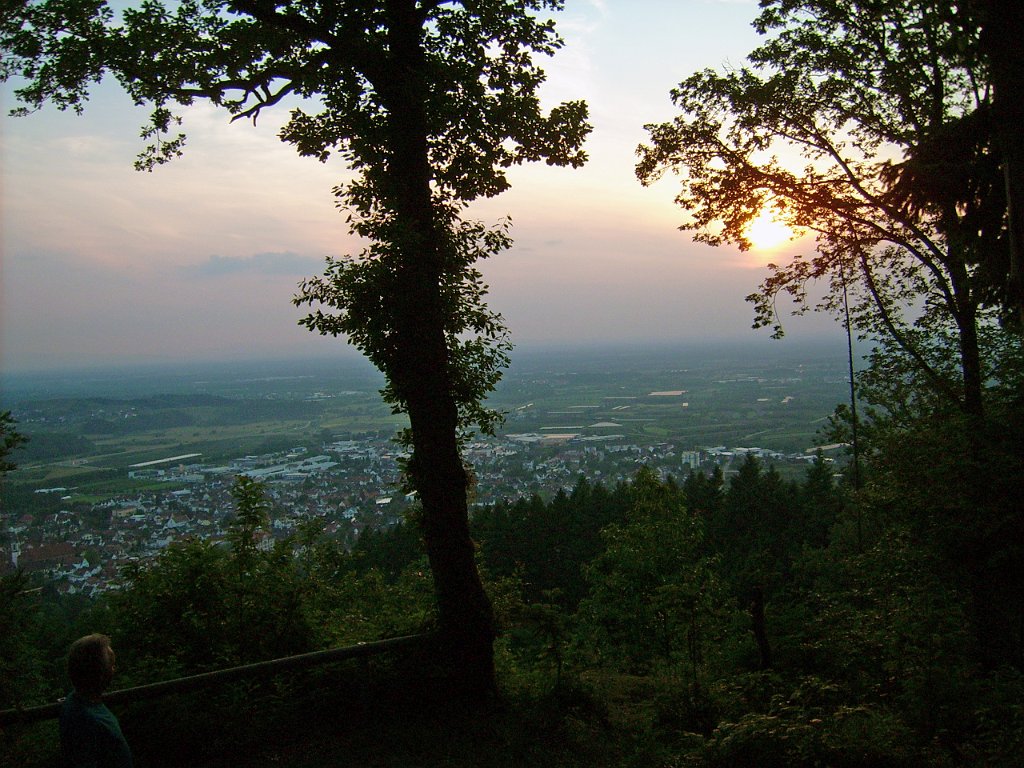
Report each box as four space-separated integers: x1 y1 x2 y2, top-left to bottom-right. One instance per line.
0 0 840 374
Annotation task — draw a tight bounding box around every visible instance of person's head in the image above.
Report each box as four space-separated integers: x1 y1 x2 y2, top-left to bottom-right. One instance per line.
67 634 116 698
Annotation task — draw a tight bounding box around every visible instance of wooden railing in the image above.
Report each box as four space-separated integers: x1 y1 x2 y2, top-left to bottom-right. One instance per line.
0 633 432 727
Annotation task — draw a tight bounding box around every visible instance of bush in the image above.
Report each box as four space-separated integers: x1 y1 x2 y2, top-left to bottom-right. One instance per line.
704 676 914 768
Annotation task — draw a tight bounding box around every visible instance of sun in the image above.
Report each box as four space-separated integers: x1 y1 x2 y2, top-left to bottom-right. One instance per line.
746 207 795 251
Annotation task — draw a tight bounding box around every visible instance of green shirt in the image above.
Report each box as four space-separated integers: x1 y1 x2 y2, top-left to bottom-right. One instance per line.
59 692 133 768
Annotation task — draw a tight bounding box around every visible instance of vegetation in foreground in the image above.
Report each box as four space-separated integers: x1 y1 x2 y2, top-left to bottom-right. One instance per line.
4 421 1022 767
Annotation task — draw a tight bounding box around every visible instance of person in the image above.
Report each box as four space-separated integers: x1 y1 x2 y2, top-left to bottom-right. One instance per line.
59 633 133 768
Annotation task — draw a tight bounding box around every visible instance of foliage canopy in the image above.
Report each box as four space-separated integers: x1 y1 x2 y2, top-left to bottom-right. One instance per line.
2 0 591 696
637 0 1020 419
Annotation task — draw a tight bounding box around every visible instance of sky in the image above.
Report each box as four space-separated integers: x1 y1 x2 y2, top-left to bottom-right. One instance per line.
0 0 842 375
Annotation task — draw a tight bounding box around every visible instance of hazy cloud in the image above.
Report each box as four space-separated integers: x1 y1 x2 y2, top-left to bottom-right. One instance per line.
2 1 818 374
185 252 326 278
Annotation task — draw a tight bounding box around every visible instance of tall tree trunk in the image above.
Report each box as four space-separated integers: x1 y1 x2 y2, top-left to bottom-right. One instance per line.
955 301 985 420
979 0 1024 324
749 586 772 670
383 0 496 699
947 273 985 419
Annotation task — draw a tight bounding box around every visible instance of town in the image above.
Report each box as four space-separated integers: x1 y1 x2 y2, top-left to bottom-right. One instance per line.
1 343 852 596
2 431 833 597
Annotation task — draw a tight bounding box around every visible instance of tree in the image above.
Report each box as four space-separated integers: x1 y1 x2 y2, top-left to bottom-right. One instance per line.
977 0 1024 325
636 0 1011 421
710 455 798 670
472 479 632 610
0 411 28 476
797 453 841 549
0 415 44 711
3 0 590 697
111 480 314 678
635 0 1024 668
682 465 723 520
578 469 729 687
227 473 271 568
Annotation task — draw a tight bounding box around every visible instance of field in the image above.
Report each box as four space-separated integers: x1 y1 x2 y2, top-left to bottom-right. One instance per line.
3 341 853 498
487 342 849 453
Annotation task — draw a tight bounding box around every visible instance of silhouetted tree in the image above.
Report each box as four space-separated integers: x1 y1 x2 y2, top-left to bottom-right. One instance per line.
227 474 271 568
3 0 590 697
0 411 27 476
637 0 1004 420
578 468 730 685
0 415 45 711
682 465 724 520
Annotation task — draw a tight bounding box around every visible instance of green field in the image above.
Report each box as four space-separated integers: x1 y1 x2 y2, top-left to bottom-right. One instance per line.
4 345 851 500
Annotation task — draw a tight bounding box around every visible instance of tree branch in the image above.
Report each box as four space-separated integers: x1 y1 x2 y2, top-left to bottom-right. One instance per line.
857 251 964 407
806 122 951 266
230 80 297 123
228 0 337 47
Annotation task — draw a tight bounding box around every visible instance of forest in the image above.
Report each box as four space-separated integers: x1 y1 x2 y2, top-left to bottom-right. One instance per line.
2 447 1022 766
2 0 1023 765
